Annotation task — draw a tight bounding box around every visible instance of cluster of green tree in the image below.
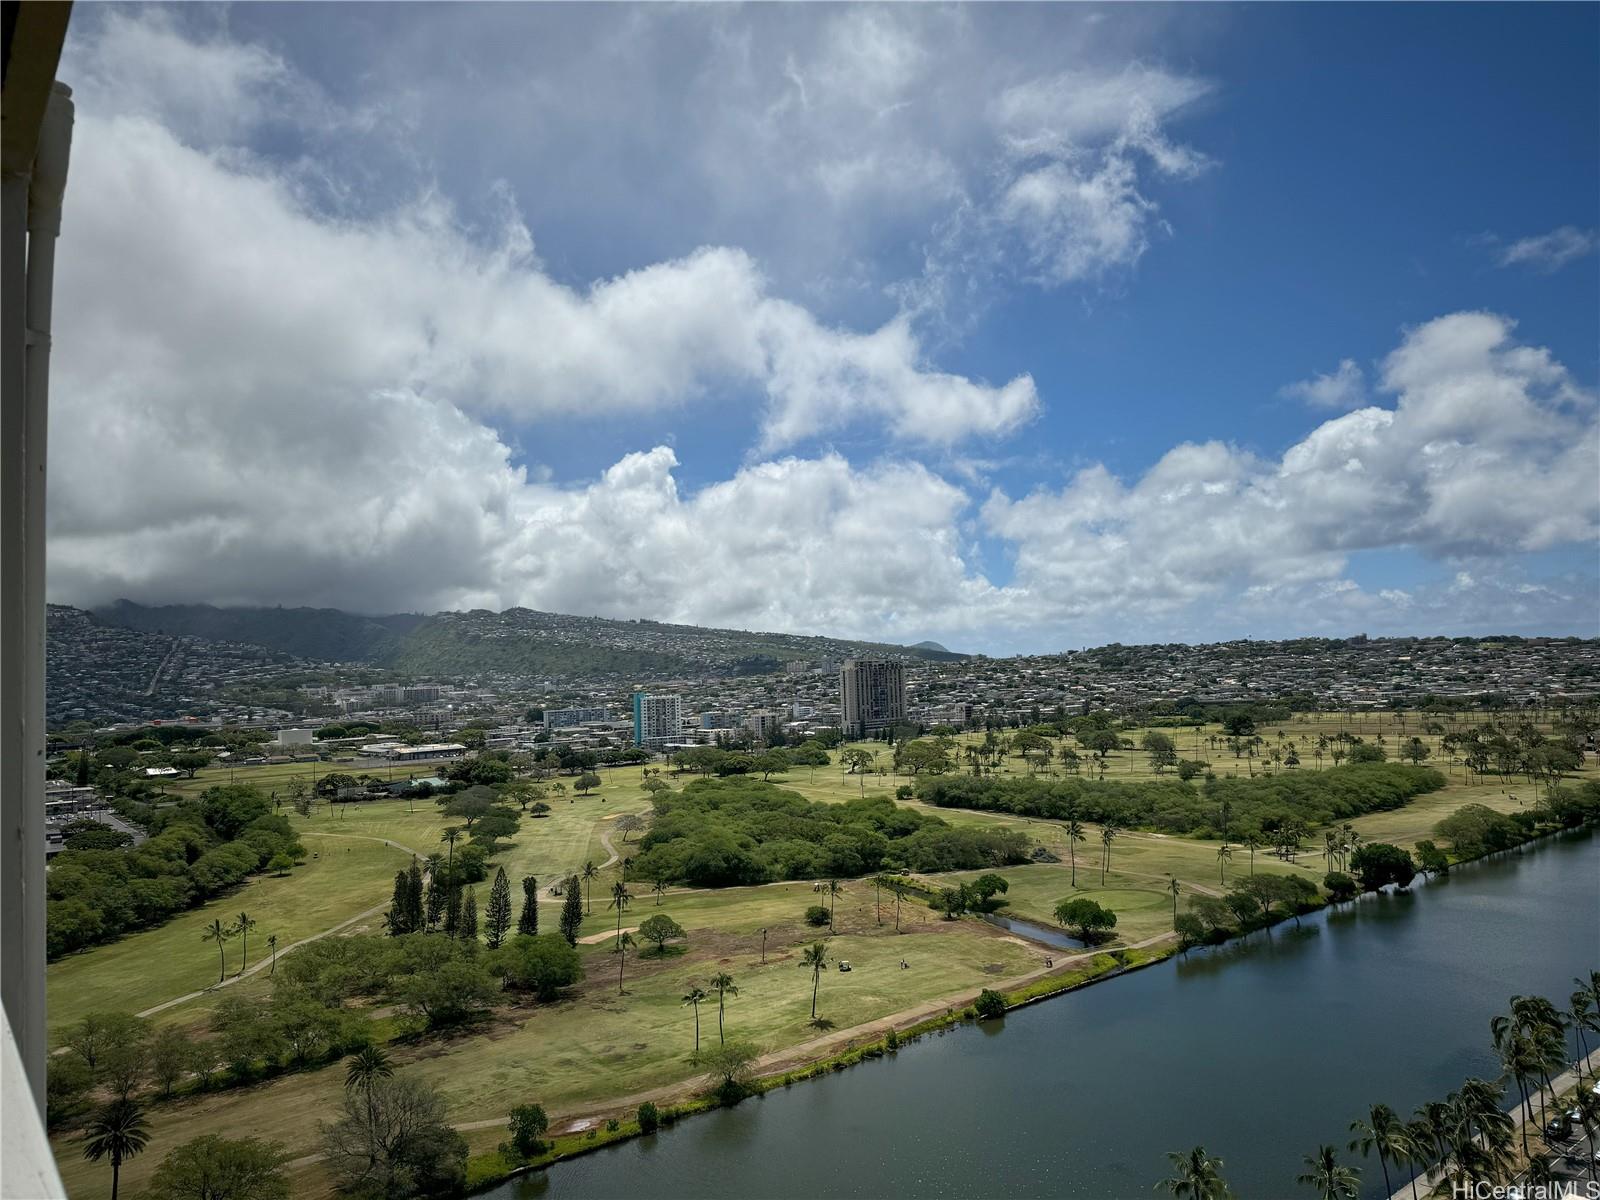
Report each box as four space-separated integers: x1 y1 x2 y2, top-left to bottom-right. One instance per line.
630 778 1031 887
668 743 832 778
930 873 1010 918
1444 720 1588 786
1174 873 1323 947
311 720 383 740
1054 897 1118 942
47 785 303 959
440 754 515 786
323 1056 468 1198
916 763 1446 840
59 818 133 852
1433 781 1600 860
95 723 274 752
1127 699 1297 728
108 926 583 1101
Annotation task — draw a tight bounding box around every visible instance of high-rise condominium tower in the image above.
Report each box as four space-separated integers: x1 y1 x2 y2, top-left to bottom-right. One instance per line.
839 658 905 738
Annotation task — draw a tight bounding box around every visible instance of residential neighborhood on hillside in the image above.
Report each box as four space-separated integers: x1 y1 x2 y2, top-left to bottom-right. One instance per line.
48 603 1600 738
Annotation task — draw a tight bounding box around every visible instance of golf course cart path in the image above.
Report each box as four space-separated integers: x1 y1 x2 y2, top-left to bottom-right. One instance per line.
597 823 623 869
132 832 424 1019
448 929 1176 1137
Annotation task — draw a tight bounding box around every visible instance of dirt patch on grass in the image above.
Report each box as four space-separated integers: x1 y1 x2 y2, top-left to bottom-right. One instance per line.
577 927 637 945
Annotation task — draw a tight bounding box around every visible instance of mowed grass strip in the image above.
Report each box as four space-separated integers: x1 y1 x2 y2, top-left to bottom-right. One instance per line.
52 887 1039 1200
47 833 408 1034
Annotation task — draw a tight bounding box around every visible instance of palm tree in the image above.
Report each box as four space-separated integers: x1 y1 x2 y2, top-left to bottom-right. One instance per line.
1493 995 1567 1139
801 941 829 1021
442 826 461 881
651 872 669 906
1297 1145 1359 1200
1099 822 1119 885
1244 835 1260 874
344 1046 392 1172
82 1098 150 1200
582 860 599 914
202 917 234 984
1398 1120 1434 1199
345 1045 393 1095
709 971 739 1043
889 880 908 932
682 986 707 1056
1168 876 1181 922
1064 818 1086 887
1158 1145 1230 1199
1578 970 1600 1017
1412 1100 1451 1173
232 911 256 974
1216 843 1233 884
621 855 633 882
824 879 843 933
1349 1103 1404 1197
266 933 278 976
1572 988 1600 1083
614 931 636 994
608 879 633 942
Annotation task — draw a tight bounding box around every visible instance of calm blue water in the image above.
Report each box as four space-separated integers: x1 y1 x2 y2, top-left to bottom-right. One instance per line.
488 830 1600 1200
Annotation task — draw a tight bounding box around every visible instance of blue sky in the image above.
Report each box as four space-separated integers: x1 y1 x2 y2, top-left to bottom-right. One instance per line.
45 4 1599 653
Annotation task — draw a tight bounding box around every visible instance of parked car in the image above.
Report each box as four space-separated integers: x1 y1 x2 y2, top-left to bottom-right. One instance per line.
1543 1116 1572 1140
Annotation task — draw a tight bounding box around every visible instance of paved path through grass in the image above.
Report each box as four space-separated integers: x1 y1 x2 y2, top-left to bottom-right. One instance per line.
133 832 424 1019
448 929 1175 1137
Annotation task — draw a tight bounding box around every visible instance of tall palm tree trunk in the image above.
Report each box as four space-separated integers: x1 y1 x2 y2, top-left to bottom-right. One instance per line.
1516 1076 1531 1155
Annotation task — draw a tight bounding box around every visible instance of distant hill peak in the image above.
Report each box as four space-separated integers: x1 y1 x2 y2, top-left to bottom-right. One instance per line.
909 640 952 653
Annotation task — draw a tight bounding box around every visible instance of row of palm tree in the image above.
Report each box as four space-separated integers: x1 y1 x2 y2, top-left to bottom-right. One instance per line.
1345 973 1600 1197
1163 973 1600 1199
200 911 274 984
680 972 741 1055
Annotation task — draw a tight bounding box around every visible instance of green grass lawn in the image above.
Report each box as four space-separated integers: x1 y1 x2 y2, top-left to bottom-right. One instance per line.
47 832 408 1035
52 714 1589 1200
52 883 1041 1200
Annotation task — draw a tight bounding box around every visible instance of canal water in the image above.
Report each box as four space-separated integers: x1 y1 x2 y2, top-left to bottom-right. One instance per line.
488 830 1599 1200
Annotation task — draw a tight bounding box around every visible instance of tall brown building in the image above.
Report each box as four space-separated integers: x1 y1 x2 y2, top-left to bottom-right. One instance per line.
839 658 906 738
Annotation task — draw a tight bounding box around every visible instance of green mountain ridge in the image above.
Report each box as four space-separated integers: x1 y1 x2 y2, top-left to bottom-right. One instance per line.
92 601 966 681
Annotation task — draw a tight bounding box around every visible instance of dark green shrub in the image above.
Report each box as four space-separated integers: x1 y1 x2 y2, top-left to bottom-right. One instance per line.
508 1103 548 1158
1323 871 1358 903
973 989 1006 1020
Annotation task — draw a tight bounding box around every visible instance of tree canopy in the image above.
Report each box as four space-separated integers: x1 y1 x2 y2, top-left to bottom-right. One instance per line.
630 778 1030 887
